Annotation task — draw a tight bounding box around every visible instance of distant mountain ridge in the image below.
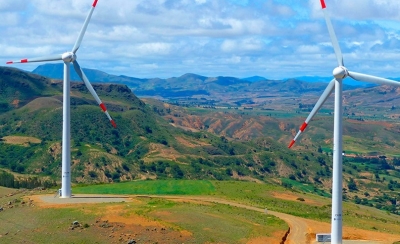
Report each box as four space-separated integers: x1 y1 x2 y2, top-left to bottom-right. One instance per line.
293 76 378 87
32 64 375 101
33 63 380 86
32 63 147 87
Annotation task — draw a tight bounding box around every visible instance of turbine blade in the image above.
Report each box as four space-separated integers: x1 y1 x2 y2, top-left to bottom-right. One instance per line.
71 0 99 53
320 0 344 67
73 60 117 128
6 54 62 64
348 71 400 87
288 79 335 148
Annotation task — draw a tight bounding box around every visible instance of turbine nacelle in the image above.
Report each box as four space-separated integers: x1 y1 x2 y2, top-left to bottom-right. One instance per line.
62 52 77 63
333 66 348 79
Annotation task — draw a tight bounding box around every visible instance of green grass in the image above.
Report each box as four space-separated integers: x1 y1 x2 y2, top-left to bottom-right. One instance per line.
73 180 400 235
280 178 331 197
0 186 16 197
0 201 103 243
75 180 332 220
212 181 332 221
74 179 216 195
0 188 288 244
134 198 288 243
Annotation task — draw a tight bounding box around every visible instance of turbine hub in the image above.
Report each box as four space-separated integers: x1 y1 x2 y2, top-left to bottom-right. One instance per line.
62 52 76 63
333 66 348 79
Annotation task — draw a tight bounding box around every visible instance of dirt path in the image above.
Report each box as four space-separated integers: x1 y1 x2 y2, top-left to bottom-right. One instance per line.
33 194 400 244
267 210 307 244
135 195 307 244
33 194 305 243
136 195 400 244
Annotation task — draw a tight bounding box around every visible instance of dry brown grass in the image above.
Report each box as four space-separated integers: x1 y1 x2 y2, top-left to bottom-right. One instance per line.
2 135 41 146
23 97 62 111
271 191 325 207
305 218 400 244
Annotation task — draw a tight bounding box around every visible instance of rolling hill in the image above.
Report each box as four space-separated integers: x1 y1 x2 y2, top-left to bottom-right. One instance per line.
32 64 338 99
0 66 400 216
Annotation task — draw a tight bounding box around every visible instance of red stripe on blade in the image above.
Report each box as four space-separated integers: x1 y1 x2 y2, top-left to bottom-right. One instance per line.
92 0 98 7
21 59 28 63
320 0 326 9
99 103 106 112
288 140 295 149
300 122 308 132
6 61 13 64
111 120 117 128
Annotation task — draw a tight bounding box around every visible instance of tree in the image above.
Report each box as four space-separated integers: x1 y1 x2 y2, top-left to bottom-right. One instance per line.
88 171 97 178
171 165 184 179
348 178 358 191
122 163 130 172
354 196 361 204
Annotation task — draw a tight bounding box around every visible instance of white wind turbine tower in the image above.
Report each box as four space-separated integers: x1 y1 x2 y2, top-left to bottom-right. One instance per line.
7 0 116 198
288 0 400 243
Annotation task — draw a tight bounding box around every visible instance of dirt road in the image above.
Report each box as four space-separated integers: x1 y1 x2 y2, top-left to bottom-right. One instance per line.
136 195 308 244
134 195 398 244
35 194 399 244
35 194 307 243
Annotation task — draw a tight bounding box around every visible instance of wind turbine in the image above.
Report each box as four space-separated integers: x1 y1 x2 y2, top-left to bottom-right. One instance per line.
288 0 400 243
7 0 116 198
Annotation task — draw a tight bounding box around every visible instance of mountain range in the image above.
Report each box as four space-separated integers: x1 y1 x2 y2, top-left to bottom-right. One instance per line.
31 64 381 101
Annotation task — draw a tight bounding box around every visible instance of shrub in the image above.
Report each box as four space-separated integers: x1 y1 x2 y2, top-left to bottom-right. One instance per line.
122 163 130 172
88 171 97 178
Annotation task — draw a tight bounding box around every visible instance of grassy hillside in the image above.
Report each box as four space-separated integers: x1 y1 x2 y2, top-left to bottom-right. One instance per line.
74 180 400 235
0 67 60 113
0 67 399 216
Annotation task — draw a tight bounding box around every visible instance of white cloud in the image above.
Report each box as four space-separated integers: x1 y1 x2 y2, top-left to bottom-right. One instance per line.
221 38 264 53
0 13 20 26
195 0 208 4
0 0 25 11
0 0 400 79
297 45 320 54
309 0 400 20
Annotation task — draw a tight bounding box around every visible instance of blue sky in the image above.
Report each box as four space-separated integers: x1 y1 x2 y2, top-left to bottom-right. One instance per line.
1 0 400 80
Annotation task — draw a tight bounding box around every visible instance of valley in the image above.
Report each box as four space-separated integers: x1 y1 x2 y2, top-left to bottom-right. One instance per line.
0 66 400 242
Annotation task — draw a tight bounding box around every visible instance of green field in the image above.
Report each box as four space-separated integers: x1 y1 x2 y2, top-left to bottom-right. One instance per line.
280 178 331 197
74 180 332 220
73 179 400 234
74 180 216 195
133 198 287 243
